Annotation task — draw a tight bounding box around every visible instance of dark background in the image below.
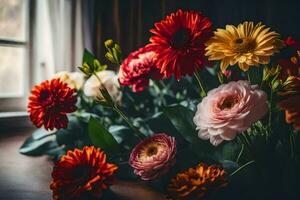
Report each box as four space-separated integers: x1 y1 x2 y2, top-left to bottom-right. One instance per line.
83 0 300 60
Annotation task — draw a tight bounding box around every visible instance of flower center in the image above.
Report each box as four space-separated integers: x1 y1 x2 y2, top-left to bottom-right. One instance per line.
146 145 158 157
39 90 50 101
170 28 191 48
219 95 239 110
235 38 244 44
231 37 256 53
72 165 89 180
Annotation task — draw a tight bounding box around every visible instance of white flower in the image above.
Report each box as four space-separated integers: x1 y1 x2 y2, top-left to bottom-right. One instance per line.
52 71 84 90
84 70 122 103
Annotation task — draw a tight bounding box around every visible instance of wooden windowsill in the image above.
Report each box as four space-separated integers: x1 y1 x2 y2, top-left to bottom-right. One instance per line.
0 112 33 132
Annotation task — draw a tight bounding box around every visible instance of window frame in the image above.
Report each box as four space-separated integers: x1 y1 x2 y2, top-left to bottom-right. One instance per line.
0 0 33 112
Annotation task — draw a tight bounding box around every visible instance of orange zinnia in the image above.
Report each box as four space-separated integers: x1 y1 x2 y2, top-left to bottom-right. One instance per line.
278 95 300 131
167 163 227 200
50 146 118 200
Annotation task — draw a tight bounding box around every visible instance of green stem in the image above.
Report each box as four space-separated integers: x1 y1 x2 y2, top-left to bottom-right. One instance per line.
194 71 206 97
236 144 245 163
260 80 264 89
290 132 296 159
246 71 251 83
93 72 144 140
268 90 273 137
230 160 255 177
113 105 145 140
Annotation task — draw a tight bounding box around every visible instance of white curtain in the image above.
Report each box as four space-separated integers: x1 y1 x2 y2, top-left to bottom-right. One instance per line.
32 0 84 84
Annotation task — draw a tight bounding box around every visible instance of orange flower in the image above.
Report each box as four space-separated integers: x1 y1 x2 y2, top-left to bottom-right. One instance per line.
28 78 77 130
278 95 300 131
167 163 227 200
50 146 118 200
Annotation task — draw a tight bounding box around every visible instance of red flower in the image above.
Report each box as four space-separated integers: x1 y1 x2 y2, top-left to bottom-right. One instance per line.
50 146 118 200
285 36 300 48
118 47 164 92
28 78 77 130
147 9 212 80
278 37 300 80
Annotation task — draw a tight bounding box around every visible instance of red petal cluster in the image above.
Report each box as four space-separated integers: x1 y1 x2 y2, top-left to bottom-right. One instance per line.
28 78 77 130
285 36 300 48
50 146 118 200
118 47 164 92
278 37 300 80
147 9 212 80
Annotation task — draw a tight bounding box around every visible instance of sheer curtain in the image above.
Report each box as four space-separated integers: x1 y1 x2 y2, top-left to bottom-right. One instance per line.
32 0 87 84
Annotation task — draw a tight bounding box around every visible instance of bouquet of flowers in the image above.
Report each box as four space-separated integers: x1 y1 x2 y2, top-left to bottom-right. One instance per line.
20 9 300 200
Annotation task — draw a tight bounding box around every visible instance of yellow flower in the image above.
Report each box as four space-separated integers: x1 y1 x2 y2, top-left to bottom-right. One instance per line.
205 21 284 72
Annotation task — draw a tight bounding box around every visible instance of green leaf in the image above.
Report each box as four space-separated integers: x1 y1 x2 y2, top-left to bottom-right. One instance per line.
189 139 214 160
56 115 83 145
146 112 187 147
108 125 140 150
82 49 95 66
19 134 57 155
214 141 241 161
32 128 55 140
77 112 101 123
88 117 120 154
220 160 239 173
163 105 198 143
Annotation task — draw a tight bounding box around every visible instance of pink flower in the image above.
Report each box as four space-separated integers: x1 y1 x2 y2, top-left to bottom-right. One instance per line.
129 133 176 180
193 81 268 146
118 47 164 92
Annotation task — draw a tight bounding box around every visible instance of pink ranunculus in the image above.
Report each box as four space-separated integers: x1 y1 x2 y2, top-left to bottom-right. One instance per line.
118 47 164 92
129 133 176 180
193 80 268 146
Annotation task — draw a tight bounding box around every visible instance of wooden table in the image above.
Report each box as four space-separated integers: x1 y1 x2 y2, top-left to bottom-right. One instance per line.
0 128 167 200
0 128 52 200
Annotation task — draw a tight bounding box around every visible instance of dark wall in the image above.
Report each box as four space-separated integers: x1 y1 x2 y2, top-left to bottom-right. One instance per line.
83 0 300 60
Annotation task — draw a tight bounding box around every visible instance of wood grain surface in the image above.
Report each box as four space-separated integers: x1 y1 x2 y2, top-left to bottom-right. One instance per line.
0 128 52 200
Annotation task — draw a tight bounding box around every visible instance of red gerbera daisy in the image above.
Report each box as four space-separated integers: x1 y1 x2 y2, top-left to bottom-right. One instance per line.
147 9 212 80
28 78 77 130
118 47 164 92
50 146 118 200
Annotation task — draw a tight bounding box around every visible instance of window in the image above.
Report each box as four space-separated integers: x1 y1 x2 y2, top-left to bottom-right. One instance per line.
0 0 29 112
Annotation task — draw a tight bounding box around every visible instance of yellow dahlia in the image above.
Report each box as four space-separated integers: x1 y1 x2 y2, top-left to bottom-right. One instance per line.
205 21 284 72
167 163 227 200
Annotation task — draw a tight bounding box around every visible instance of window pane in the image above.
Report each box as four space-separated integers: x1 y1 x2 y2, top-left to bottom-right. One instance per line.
0 46 25 97
0 0 27 41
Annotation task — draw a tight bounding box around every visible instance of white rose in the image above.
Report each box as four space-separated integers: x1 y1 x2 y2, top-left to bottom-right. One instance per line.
84 70 122 103
52 71 84 90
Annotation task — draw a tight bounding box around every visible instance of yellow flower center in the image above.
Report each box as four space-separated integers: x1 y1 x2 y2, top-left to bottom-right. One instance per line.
219 95 239 110
231 37 256 53
146 145 158 157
